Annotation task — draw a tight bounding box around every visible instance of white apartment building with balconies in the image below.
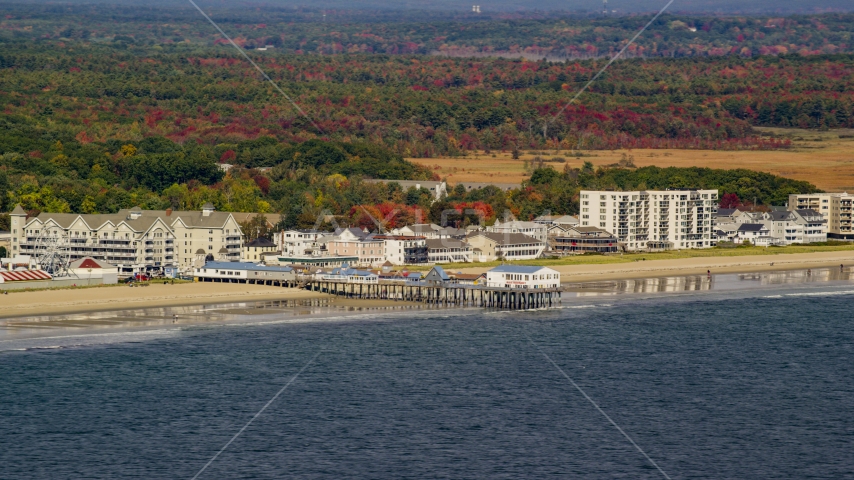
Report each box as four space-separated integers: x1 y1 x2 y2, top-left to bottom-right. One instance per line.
579 189 718 251
789 193 854 240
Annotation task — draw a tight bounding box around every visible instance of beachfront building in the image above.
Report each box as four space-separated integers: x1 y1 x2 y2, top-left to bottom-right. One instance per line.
241 237 278 262
194 261 296 284
551 226 619 254
317 265 379 284
788 193 854 240
425 238 473 263
579 189 718 251
275 229 331 256
362 180 447 202
9 203 243 276
326 228 386 267
68 257 119 284
759 210 828 245
487 220 549 244
465 232 546 262
486 265 561 289
373 235 428 266
270 254 357 269
734 223 776 246
392 224 467 239
423 265 451 285
0 269 53 290
791 209 828 243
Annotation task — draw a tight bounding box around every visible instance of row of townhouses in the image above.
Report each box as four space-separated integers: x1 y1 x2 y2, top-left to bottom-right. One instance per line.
714 207 827 246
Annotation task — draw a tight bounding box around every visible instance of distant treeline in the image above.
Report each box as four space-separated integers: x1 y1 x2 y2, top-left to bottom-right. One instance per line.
3 4 853 58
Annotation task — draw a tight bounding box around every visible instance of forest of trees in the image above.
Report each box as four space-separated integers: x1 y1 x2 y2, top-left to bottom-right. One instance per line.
0 5 838 223
3 4 853 59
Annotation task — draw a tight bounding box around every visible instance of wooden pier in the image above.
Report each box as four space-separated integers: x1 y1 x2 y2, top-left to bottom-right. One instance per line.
303 280 562 310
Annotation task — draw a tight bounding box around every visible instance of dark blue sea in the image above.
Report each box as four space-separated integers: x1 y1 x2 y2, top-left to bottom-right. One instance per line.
2 282 854 479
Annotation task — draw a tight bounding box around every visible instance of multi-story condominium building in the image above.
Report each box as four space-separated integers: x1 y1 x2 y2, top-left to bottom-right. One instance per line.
579 189 718 251
326 228 386 267
465 232 545 262
9 203 243 275
788 193 854 240
425 238 473 263
373 235 428 265
487 220 549 244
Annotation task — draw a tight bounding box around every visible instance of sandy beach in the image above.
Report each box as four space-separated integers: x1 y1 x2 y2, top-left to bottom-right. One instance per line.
3 250 854 321
454 250 854 282
0 282 331 320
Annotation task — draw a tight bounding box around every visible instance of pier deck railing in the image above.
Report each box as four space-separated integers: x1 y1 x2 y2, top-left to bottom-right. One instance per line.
302 278 562 310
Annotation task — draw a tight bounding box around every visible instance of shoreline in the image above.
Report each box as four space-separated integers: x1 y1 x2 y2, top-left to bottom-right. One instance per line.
448 250 854 283
1 250 852 322
0 283 334 321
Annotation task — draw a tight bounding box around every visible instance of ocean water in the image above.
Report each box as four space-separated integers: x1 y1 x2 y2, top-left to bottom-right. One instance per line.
2 285 854 479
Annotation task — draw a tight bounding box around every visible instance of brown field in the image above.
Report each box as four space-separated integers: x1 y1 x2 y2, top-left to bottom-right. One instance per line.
408 127 854 192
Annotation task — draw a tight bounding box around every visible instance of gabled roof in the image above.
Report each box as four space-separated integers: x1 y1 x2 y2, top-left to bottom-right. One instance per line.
69 257 116 269
716 208 738 216
246 237 277 248
333 227 372 239
425 265 450 281
767 211 795 221
738 223 767 232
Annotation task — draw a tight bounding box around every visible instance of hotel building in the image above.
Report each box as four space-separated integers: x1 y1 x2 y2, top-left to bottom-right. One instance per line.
579 189 718 251
9 203 243 275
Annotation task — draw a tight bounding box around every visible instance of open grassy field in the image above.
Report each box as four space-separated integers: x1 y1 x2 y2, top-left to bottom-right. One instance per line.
408 127 854 192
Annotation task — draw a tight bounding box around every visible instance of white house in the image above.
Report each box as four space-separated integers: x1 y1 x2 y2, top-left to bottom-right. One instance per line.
735 223 776 246
425 238 473 263
791 209 827 243
465 232 545 262
373 235 428 265
275 229 330 256
488 220 549 244
486 265 561 289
